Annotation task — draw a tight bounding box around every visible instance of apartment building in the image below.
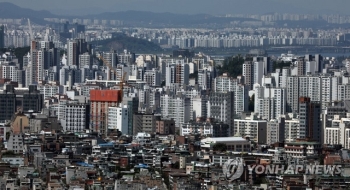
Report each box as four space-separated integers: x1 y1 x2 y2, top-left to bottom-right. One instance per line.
63 103 90 132
90 89 120 135
234 119 267 144
160 94 190 128
107 105 129 134
266 118 285 145
324 115 350 149
207 91 234 132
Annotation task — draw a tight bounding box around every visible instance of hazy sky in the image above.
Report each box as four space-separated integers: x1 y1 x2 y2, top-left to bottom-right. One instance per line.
0 0 349 15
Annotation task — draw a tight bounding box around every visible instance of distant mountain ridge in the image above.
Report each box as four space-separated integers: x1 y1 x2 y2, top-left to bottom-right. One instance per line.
88 10 212 22
0 2 257 26
85 10 257 26
0 2 54 19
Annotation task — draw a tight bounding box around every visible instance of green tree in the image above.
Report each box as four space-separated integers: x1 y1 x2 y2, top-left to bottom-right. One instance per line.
273 61 292 70
173 161 180 169
0 47 30 69
217 55 245 77
212 143 227 152
161 171 170 189
189 71 198 80
90 33 163 53
60 49 67 57
14 47 30 67
254 177 262 184
248 94 255 112
6 132 10 141
2 150 16 156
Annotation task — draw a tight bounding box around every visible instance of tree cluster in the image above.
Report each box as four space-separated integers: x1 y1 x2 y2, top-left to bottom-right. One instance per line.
0 47 30 69
212 143 227 152
273 60 292 70
216 55 245 77
91 33 163 53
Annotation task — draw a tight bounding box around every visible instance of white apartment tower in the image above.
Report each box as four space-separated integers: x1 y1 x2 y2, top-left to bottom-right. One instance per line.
338 84 350 101
324 115 350 149
1 65 19 82
63 103 89 132
28 49 44 85
198 69 213 90
234 119 267 143
175 63 189 85
67 41 77 66
107 105 129 134
165 64 176 87
255 84 286 120
144 69 161 86
286 76 299 113
118 49 134 64
192 95 208 120
103 52 118 67
285 119 299 141
165 62 189 87
267 118 285 145
234 84 249 116
321 76 338 110
242 62 253 90
79 53 92 69
253 61 265 86
161 94 191 128
214 73 237 92
37 84 59 99
287 75 338 112
207 91 235 133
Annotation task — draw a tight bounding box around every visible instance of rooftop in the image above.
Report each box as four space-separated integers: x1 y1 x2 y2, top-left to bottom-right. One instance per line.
201 137 248 143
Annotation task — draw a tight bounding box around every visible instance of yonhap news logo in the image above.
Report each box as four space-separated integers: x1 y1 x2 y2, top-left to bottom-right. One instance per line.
248 164 342 175
222 158 343 181
222 158 244 181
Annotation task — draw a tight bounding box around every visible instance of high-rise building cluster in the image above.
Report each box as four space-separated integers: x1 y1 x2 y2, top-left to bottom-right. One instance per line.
3 41 348 145
164 35 337 48
44 18 124 26
3 20 350 49
2 35 350 189
226 13 350 24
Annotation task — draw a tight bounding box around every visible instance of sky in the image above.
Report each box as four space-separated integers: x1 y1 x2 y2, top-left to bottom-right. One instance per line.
0 0 349 16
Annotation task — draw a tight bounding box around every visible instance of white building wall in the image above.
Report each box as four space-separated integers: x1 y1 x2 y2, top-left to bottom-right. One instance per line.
108 105 129 134
64 104 87 132
7 132 24 154
285 120 299 141
161 95 190 128
1 65 19 82
38 85 59 99
253 62 264 86
214 75 237 92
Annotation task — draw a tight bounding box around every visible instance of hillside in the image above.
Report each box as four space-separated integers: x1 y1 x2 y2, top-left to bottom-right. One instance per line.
90 34 163 53
0 2 54 24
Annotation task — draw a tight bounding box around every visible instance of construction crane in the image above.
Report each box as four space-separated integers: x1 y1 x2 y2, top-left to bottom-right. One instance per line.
99 55 117 80
27 18 34 40
119 72 127 103
99 56 127 103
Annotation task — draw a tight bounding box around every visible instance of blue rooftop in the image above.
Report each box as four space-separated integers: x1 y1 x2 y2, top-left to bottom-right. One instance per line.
76 162 94 168
135 163 149 168
98 141 115 147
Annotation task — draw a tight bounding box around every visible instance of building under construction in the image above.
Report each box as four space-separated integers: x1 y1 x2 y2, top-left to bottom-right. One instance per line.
90 89 121 135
